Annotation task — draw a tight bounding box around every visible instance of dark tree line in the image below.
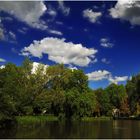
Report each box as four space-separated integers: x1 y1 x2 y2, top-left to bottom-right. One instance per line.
0 58 140 121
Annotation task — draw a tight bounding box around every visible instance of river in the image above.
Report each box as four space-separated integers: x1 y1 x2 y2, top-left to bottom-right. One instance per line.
0 120 140 139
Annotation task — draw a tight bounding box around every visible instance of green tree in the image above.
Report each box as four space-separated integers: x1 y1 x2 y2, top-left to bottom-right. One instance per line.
65 88 97 119
0 63 18 120
105 84 127 109
120 97 130 117
126 74 140 114
95 88 111 116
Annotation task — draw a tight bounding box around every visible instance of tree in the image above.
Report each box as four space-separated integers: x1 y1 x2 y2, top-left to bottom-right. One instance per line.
65 88 97 119
136 103 140 117
95 88 111 116
105 84 127 109
78 91 97 117
120 97 130 117
126 74 140 114
68 70 89 93
0 63 18 120
45 64 88 93
64 88 80 119
2 58 140 121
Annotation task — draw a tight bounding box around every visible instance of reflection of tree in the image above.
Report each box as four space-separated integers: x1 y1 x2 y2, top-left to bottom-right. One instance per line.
0 122 17 138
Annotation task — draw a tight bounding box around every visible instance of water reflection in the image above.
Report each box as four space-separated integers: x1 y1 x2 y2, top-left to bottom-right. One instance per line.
0 120 140 139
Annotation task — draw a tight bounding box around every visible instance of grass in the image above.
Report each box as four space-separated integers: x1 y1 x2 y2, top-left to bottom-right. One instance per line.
16 115 58 123
81 116 111 121
16 115 112 123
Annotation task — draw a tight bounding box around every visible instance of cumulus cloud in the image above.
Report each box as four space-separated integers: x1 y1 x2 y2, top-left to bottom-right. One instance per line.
0 28 17 43
100 38 114 48
0 1 47 30
9 31 16 40
68 65 78 71
86 70 111 81
58 1 70 16
0 65 5 69
32 62 49 74
91 58 98 64
101 58 110 64
83 9 102 23
109 76 128 84
18 27 28 34
109 0 140 25
0 27 5 40
11 48 18 54
47 29 63 36
21 37 98 67
2 16 13 22
0 58 6 62
87 69 128 84
47 6 57 17
56 21 63 25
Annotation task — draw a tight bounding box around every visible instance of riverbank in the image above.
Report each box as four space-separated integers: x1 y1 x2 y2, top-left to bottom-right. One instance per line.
2 115 140 125
15 115 112 123
82 116 111 121
113 116 140 120
16 115 140 122
16 115 58 123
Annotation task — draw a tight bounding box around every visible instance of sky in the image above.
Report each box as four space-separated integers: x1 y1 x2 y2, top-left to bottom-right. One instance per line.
0 0 140 89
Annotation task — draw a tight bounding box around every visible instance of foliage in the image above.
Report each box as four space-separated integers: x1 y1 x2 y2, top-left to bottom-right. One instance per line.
105 84 127 109
0 58 140 121
95 88 111 116
126 74 140 114
120 97 130 117
16 115 58 123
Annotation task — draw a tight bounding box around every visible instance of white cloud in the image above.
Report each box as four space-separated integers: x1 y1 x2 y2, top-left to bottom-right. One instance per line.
18 27 28 34
0 28 17 43
100 38 114 48
109 0 140 25
0 27 5 40
11 48 18 54
109 76 128 84
0 65 5 69
2 16 13 22
86 70 111 81
101 58 110 64
18 29 26 34
83 9 102 23
56 21 63 25
84 28 88 32
87 69 129 84
129 76 132 80
68 65 78 71
0 1 47 30
9 31 16 40
91 58 98 64
21 37 98 67
47 29 63 36
0 58 6 62
47 6 57 17
32 62 49 74
58 1 70 16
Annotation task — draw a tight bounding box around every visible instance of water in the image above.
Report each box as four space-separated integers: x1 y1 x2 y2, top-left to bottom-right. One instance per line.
0 120 140 139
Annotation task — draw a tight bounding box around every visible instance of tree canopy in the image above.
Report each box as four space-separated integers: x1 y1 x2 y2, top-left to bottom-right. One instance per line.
0 58 139 121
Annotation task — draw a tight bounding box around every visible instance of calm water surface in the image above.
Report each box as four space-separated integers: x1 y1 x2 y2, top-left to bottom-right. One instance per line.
0 120 140 139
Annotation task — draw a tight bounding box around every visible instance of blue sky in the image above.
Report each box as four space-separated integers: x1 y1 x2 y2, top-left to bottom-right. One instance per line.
0 1 140 89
